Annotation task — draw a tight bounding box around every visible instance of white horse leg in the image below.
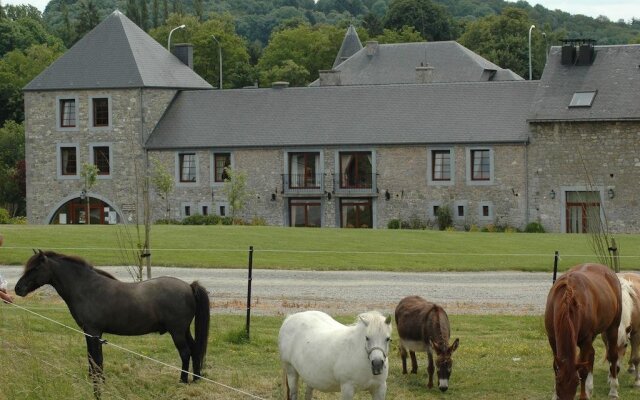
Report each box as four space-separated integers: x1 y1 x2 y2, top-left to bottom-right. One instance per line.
340 383 355 400
371 382 387 400
608 374 619 399
304 385 313 400
285 364 299 400
585 372 593 399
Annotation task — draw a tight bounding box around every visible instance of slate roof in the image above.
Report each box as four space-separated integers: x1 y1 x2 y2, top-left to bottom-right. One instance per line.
529 44 640 121
333 25 363 68
146 81 538 150
24 10 212 91
310 41 523 86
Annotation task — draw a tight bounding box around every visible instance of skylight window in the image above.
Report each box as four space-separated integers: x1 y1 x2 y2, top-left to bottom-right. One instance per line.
569 91 597 107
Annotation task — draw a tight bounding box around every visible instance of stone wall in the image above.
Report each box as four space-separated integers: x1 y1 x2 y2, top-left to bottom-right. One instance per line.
528 121 640 233
25 88 176 224
150 143 528 229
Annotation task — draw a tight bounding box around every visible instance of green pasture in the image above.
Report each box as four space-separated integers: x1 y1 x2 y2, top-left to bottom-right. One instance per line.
1 225 640 271
1 296 637 400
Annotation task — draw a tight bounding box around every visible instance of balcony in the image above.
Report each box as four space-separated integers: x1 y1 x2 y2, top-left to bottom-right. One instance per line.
282 174 324 195
334 173 377 195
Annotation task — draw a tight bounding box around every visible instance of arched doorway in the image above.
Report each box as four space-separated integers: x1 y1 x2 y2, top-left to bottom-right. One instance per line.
49 194 121 225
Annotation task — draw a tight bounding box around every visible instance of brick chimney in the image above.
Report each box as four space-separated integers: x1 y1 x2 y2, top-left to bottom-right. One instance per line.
416 64 435 83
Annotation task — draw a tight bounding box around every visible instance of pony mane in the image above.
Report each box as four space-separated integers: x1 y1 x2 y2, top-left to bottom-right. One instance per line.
26 251 117 280
618 277 635 347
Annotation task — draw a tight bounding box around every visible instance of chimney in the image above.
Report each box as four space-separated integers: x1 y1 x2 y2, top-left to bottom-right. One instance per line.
173 43 193 69
365 41 378 57
561 39 596 66
318 69 341 86
271 81 289 89
416 64 435 83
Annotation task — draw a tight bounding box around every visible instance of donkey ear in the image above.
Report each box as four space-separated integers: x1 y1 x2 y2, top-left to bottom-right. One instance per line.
450 338 460 352
32 248 37 254
385 314 392 325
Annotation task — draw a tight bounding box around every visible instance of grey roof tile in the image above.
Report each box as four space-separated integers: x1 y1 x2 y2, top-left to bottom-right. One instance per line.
311 41 523 86
24 10 212 91
333 25 363 68
146 81 538 150
529 44 640 121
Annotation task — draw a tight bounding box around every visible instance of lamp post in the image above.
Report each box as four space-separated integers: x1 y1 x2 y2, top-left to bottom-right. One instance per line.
528 24 535 80
167 24 186 51
211 35 222 89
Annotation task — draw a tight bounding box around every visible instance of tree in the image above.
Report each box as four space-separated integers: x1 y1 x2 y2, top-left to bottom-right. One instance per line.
259 59 309 86
0 1 5 19
0 8 63 57
256 23 343 86
151 0 159 28
75 0 100 40
150 157 174 220
139 0 149 30
80 163 99 225
0 43 65 125
362 12 384 37
373 26 423 43
384 0 456 41
149 14 253 88
194 0 203 21
458 7 547 80
0 120 25 216
221 167 248 223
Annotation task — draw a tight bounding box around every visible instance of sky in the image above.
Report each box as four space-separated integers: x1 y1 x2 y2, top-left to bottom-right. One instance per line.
2 0 639 22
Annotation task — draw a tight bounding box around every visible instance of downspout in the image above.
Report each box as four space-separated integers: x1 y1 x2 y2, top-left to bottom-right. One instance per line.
524 139 530 226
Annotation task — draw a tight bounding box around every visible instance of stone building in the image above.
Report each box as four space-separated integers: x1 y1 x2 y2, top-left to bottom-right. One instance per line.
23 12 640 232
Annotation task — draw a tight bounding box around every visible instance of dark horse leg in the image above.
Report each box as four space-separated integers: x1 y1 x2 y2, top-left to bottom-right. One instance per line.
85 335 104 399
400 345 408 374
170 330 192 383
577 342 595 400
426 350 435 389
409 351 418 374
185 330 201 381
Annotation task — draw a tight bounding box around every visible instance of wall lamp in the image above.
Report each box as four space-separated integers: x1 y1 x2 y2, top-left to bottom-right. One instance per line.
384 190 391 201
549 189 556 199
608 188 615 199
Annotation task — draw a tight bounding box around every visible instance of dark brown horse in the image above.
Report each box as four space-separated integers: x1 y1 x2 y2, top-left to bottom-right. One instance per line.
395 295 459 392
544 263 622 400
15 250 210 397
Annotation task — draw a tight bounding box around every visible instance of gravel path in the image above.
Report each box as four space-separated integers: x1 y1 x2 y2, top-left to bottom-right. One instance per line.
1 266 553 316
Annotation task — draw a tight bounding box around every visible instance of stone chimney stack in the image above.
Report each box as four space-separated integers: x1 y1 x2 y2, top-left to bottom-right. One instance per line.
318 70 341 86
416 64 435 83
366 41 379 57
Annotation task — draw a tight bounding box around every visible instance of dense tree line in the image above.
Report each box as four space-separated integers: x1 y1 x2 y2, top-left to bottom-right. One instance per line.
0 0 639 216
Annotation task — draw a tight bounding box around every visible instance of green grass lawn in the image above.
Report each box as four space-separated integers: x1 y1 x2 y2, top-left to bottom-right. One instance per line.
1 224 639 271
1 297 637 399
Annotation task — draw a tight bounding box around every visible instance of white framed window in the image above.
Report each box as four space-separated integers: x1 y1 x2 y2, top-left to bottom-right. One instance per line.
478 201 494 221
89 95 112 129
176 152 198 186
56 143 79 179
56 96 79 131
210 151 234 185
89 143 112 178
427 147 455 186
466 147 494 185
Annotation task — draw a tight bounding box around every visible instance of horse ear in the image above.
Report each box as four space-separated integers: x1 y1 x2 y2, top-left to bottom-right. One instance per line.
359 314 370 327
450 338 460 352
385 314 392 325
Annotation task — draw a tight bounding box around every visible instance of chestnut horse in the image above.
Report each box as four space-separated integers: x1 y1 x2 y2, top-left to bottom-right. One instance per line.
617 273 640 387
395 295 459 392
544 263 622 400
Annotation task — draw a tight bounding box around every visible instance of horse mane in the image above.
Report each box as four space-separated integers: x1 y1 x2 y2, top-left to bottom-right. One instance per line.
26 250 118 280
554 279 578 370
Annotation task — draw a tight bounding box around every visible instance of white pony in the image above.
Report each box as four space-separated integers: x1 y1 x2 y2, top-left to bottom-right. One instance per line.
278 310 392 400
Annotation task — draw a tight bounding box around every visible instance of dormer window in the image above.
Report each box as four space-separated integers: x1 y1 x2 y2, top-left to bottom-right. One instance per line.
569 91 596 107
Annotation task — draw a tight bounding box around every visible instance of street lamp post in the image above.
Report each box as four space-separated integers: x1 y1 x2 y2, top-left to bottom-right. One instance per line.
211 35 222 89
167 24 186 51
528 24 535 80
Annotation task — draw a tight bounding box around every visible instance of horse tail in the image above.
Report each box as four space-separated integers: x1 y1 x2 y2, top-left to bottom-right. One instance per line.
191 281 210 373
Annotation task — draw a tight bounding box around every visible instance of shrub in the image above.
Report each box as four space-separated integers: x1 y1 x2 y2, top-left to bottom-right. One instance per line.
204 215 222 225
182 214 208 225
408 216 427 230
221 216 234 225
0 208 10 224
445 226 457 232
387 219 401 229
155 218 181 225
10 216 27 224
524 222 546 233
482 224 497 233
468 224 479 232
436 205 453 231
249 216 267 226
